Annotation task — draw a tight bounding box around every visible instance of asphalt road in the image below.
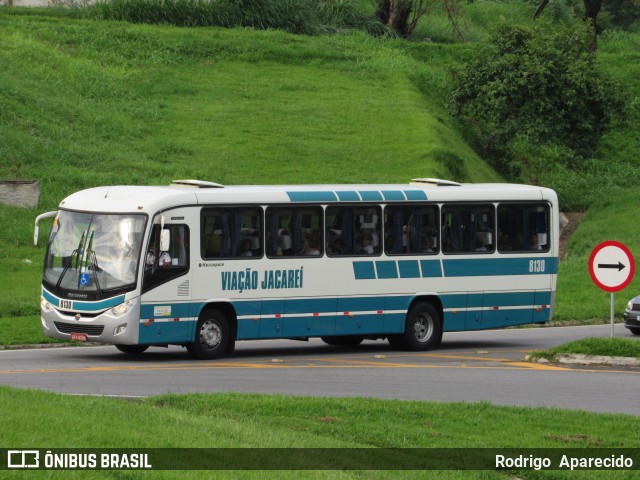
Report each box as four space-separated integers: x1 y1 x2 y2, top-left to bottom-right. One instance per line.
1 324 638 415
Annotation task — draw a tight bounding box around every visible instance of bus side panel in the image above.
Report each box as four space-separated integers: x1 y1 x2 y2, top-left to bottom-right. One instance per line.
442 293 467 332
259 299 285 338
464 293 484 330
284 297 336 337
138 302 195 344
481 291 534 329
335 296 384 335
234 300 261 339
382 295 410 334
534 290 553 323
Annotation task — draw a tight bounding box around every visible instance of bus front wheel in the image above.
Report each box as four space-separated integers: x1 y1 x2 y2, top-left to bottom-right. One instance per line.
390 302 442 351
187 309 229 360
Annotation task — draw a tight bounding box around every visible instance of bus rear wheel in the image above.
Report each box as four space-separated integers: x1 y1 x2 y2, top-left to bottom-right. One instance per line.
187 309 229 360
389 302 442 351
115 344 149 355
320 336 364 347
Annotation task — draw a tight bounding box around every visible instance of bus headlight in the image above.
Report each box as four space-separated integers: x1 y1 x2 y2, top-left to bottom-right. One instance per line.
41 297 53 312
111 301 134 317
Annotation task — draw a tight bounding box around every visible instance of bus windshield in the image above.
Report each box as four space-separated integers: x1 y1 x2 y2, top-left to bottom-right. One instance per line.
43 211 147 297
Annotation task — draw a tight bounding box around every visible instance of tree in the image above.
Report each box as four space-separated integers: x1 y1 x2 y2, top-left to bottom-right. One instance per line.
376 0 465 39
449 23 626 181
534 0 602 51
376 0 427 36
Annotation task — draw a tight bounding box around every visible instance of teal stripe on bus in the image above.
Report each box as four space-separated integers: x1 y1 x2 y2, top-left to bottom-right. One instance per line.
442 257 559 277
353 261 376 279
382 190 406 201
336 191 360 202
286 189 427 203
42 289 125 312
376 261 398 279
286 191 338 202
404 190 428 201
420 260 443 278
358 190 383 201
398 260 420 278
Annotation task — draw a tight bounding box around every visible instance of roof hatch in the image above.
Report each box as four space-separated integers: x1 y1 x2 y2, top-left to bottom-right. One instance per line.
171 180 224 189
410 178 461 187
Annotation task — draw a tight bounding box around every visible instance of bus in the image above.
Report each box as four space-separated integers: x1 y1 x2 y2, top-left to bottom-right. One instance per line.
34 178 559 359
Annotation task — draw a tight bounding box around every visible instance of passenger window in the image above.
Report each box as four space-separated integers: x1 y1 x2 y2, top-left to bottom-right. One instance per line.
266 207 323 258
384 205 439 255
441 204 494 254
326 206 382 257
498 204 550 253
201 208 263 259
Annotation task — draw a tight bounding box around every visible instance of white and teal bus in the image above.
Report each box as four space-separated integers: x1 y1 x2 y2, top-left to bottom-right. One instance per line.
34 179 558 359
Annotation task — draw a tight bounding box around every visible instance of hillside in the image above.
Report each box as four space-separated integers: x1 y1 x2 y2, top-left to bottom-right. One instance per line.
1 3 639 327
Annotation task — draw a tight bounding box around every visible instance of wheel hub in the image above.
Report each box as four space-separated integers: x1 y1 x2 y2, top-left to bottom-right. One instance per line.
414 314 433 342
201 319 222 349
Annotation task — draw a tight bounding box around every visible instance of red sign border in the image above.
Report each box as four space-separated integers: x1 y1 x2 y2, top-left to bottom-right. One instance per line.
588 240 635 292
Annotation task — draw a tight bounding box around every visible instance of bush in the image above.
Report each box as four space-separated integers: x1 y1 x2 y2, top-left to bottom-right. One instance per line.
448 22 627 186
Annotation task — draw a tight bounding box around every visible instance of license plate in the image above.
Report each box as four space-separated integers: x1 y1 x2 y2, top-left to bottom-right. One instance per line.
70 332 88 342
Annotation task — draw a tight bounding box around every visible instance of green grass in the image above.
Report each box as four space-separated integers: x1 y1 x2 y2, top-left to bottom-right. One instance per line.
1 387 640 478
528 338 640 362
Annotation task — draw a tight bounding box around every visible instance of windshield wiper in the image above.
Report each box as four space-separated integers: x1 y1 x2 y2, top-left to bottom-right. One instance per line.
56 249 79 290
86 250 103 297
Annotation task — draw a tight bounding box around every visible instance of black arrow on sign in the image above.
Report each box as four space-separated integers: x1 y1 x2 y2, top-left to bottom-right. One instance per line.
598 262 626 271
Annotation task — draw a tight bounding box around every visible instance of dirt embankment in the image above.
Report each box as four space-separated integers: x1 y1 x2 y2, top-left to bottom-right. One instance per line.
559 212 584 260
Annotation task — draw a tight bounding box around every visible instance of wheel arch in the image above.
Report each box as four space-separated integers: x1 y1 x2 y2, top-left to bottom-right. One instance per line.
408 294 444 344
408 294 444 324
195 301 237 354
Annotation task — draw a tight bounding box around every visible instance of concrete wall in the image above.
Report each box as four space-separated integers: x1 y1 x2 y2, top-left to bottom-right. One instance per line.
1 0 50 5
0 180 40 208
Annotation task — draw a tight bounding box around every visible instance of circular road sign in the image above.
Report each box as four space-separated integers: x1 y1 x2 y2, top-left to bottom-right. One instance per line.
588 240 635 292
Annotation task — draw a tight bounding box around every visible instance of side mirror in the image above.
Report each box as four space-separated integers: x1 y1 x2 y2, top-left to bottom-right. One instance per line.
160 229 171 252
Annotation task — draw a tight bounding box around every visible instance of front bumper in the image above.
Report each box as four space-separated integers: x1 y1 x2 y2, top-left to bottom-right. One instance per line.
623 309 640 329
40 295 141 345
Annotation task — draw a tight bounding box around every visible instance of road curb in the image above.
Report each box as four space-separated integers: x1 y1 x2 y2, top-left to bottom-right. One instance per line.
528 353 640 367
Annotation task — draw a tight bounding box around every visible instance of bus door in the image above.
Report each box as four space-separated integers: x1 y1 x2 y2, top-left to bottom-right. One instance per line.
140 221 194 344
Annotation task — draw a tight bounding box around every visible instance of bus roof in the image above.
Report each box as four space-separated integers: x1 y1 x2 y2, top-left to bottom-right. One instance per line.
58 181 557 214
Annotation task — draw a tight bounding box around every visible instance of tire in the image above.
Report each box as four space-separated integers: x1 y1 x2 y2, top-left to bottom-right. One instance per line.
628 327 640 336
115 344 149 355
187 309 230 360
320 336 364 347
390 302 442 351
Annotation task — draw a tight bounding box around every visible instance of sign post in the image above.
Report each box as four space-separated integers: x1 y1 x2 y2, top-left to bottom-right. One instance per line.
588 241 635 337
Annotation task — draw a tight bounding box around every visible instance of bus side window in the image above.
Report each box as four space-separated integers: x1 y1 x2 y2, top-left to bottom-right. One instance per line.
327 206 381 257
498 204 550 253
201 208 263 259
266 206 323 258
384 205 438 255
441 204 494 254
